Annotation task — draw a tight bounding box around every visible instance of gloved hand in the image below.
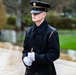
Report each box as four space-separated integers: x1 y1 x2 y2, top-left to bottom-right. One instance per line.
23 57 32 66
28 52 35 61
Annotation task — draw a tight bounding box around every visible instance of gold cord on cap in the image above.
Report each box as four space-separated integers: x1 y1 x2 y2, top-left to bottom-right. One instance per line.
32 6 46 8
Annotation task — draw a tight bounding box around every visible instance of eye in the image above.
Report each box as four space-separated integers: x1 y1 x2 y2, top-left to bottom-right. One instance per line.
33 13 39 15
32 12 41 15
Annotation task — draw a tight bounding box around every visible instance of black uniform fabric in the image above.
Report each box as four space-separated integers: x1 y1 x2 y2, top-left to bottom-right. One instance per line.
22 20 60 75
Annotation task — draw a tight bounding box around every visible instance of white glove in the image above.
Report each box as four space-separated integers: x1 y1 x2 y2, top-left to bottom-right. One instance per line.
23 57 32 66
28 52 35 61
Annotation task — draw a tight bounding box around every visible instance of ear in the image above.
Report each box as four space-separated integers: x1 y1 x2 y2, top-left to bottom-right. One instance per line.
43 12 46 18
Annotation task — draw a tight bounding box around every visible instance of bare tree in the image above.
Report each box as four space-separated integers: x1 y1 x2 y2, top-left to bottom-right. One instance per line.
0 0 6 29
3 0 30 29
3 0 76 29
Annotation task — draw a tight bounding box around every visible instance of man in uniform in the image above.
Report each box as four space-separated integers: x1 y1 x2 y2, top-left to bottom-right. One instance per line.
22 1 60 75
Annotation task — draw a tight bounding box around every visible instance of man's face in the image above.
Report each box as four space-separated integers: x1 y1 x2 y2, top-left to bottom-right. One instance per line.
31 12 46 22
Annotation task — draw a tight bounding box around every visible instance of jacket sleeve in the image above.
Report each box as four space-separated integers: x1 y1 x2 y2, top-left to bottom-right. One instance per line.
22 31 29 60
32 31 60 65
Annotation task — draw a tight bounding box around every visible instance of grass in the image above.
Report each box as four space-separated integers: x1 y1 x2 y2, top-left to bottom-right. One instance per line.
59 34 76 50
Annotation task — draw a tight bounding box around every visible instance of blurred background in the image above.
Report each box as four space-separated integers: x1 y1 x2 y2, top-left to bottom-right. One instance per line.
0 0 76 59
0 0 76 75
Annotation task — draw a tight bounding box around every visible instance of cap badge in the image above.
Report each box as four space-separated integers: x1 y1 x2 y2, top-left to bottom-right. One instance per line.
33 2 36 6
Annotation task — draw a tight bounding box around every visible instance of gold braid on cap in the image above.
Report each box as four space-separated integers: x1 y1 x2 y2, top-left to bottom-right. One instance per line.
32 6 46 8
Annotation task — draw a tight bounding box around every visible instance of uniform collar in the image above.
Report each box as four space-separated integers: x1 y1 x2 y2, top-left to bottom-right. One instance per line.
32 20 48 33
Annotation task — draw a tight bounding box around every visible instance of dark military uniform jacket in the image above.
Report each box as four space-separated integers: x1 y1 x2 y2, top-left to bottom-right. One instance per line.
22 20 60 75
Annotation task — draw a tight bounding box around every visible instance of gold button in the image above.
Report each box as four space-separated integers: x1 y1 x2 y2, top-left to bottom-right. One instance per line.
45 9 46 11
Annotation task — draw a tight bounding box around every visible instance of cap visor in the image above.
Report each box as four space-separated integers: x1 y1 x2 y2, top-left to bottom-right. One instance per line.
30 10 42 14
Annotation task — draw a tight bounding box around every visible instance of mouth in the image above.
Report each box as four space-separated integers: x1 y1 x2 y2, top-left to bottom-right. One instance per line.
33 18 36 19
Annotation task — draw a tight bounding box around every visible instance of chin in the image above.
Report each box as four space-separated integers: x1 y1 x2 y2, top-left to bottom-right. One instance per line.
32 19 37 22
